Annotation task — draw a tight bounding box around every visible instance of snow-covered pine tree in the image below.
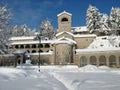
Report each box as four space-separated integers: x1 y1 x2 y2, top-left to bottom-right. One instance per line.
110 7 120 35
39 19 56 40
11 24 36 36
0 5 11 54
86 5 101 33
100 14 110 35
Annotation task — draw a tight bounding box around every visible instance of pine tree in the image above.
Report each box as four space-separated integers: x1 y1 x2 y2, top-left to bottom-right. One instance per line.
39 19 56 40
100 14 110 35
11 24 36 36
86 5 101 33
110 7 120 35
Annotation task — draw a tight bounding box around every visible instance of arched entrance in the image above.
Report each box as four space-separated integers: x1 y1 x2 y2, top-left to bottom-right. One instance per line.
90 56 97 65
109 55 116 67
80 56 87 67
99 55 106 66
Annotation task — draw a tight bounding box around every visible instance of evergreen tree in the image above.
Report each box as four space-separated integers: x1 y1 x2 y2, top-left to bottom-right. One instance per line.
86 5 101 33
100 14 110 35
11 24 36 36
110 7 120 35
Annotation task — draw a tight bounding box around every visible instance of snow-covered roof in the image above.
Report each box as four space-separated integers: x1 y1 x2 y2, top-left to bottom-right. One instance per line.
74 34 96 38
30 52 53 55
11 40 54 45
57 11 72 17
72 26 88 32
52 37 76 45
76 47 120 54
56 31 74 37
10 36 36 41
88 36 113 49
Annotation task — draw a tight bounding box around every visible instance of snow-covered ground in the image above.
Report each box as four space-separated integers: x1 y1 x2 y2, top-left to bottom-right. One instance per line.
0 65 120 90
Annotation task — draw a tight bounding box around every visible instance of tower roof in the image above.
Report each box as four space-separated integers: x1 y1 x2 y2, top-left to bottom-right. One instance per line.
57 11 72 17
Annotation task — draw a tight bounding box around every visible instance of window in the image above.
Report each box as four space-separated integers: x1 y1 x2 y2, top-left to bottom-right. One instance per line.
38 44 43 48
99 55 106 65
61 18 68 22
27 50 30 53
90 56 97 65
109 55 116 67
119 56 120 65
20 45 24 49
32 50 36 53
38 50 43 53
15 45 19 49
45 44 50 48
80 56 87 67
32 44 36 48
25 45 30 48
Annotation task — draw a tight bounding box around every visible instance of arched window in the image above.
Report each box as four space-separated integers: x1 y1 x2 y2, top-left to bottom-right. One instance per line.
38 50 43 53
119 56 120 65
38 44 43 48
20 45 24 49
15 45 19 49
61 18 68 22
25 45 30 48
45 44 50 48
109 55 116 67
90 56 97 65
32 50 36 53
32 44 36 48
99 55 106 66
80 56 87 67
27 50 30 53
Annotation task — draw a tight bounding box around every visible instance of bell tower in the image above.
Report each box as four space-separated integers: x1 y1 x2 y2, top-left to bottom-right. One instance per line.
57 11 72 32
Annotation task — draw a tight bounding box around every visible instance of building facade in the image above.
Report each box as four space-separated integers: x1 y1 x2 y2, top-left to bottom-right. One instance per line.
6 11 120 67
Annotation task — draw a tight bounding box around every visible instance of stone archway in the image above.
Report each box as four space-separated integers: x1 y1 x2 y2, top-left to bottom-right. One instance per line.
109 55 116 67
90 56 97 65
32 50 36 53
99 55 106 66
80 56 87 67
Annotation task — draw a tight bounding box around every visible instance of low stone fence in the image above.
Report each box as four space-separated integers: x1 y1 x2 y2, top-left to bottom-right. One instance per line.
0 54 16 66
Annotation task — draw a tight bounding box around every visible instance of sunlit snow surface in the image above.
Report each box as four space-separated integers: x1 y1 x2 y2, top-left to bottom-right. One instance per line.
0 65 120 90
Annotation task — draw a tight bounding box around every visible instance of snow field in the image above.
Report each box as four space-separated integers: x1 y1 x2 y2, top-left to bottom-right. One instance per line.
0 65 120 90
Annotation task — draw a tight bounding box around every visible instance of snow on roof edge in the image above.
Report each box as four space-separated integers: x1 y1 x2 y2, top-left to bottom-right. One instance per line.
76 48 120 54
30 52 53 55
74 34 96 38
10 40 55 45
57 11 72 17
56 31 74 37
52 37 76 45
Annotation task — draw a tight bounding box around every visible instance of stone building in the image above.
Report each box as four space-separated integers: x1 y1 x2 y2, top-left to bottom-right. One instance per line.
8 11 120 67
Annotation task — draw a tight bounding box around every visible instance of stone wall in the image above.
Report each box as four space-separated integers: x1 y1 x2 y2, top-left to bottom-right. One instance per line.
74 36 95 49
75 50 120 68
0 54 16 66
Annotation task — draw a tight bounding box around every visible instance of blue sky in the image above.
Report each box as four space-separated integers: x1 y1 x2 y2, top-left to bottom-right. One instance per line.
1 0 120 30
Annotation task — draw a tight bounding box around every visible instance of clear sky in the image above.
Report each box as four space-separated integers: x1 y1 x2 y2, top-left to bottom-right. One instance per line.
1 0 120 30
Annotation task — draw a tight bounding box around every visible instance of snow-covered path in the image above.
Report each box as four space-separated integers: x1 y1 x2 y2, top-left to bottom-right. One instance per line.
0 68 67 90
52 72 120 90
0 65 120 90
